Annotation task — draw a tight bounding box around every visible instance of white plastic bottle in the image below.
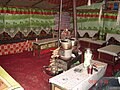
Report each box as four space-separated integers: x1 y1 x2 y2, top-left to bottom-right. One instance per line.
84 48 92 68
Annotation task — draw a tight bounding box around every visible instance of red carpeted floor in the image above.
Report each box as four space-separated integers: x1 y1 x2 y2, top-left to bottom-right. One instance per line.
0 51 53 90
0 50 120 90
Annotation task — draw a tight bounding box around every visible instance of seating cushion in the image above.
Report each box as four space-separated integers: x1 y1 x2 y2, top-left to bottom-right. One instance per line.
98 45 120 57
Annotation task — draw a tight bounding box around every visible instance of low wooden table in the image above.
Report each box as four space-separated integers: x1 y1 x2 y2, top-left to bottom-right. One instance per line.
49 60 107 90
32 38 58 58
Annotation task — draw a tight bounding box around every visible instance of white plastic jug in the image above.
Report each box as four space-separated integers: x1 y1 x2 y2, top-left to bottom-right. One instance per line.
84 48 92 68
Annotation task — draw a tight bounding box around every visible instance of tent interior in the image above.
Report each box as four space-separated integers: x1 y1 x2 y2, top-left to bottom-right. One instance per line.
0 0 120 43
0 0 120 90
0 0 102 10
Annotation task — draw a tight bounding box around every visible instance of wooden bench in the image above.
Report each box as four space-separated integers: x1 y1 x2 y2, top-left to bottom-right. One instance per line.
32 38 58 58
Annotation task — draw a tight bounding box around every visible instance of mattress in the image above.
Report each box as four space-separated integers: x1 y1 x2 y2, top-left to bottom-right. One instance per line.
98 45 120 56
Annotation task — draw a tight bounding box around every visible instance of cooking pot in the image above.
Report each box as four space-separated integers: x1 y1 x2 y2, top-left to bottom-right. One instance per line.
59 49 72 60
60 39 72 50
69 38 77 47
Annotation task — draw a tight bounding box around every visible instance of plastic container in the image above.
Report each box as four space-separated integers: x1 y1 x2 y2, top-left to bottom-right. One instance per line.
84 48 92 68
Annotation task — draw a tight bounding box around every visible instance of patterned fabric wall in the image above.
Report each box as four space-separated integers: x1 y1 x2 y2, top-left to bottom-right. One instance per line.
75 1 120 35
54 12 70 30
76 11 120 35
0 7 56 38
0 14 55 37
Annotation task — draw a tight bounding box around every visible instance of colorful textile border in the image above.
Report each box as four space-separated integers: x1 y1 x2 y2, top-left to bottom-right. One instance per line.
0 7 57 15
75 12 118 20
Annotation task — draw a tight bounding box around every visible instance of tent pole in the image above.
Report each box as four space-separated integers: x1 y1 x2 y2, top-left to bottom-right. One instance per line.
102 0 107 39
58 0 62 47
73 0 77 39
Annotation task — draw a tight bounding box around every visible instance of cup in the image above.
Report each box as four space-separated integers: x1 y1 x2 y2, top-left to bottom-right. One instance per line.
87 65 93 74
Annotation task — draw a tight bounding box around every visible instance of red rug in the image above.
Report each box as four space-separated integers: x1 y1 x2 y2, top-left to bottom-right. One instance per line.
0 51 53 90
0 49 119 90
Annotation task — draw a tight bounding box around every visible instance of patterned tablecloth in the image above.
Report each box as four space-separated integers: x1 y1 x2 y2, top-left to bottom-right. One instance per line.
49 60 107 90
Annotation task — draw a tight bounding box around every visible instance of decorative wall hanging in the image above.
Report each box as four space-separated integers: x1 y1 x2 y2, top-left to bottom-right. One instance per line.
0 7 56 42
0 7 57 15
54 12 70 30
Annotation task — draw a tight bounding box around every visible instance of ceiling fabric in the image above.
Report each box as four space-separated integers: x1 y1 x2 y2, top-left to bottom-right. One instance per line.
0 0 103 11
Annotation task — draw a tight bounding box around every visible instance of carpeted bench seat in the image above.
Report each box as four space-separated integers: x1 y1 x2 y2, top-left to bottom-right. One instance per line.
98 45 120 58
